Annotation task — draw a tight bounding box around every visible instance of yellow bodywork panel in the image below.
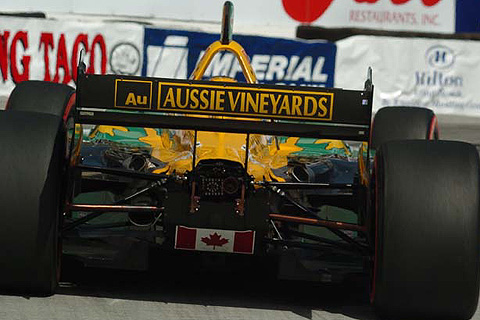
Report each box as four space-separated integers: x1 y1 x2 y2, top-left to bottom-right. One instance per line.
144 129 296 181
88 125 350 182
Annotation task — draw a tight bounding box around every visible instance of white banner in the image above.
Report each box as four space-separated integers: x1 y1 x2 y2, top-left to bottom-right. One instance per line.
306 0 454 33
0 17 144 96
335 36 480 116
1 0 455 37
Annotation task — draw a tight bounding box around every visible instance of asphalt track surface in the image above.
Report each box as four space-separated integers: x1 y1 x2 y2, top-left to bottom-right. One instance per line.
1 94 480 320
3 253 376 320
1 251 480 320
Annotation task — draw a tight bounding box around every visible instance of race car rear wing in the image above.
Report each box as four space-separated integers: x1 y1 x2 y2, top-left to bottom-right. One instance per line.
75 72 373 141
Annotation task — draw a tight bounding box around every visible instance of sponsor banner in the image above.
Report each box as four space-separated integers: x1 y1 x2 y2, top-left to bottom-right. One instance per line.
142 28 336 87
282 0 454 33
175 226 255 254
1 0 456 35
335 36 480 115
0 16 144 97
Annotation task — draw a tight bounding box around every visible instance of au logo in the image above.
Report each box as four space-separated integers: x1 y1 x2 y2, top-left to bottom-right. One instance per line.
115 79 152 110
125 93 148 106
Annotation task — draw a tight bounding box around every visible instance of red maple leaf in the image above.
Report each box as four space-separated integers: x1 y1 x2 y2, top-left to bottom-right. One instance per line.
201 233 229 249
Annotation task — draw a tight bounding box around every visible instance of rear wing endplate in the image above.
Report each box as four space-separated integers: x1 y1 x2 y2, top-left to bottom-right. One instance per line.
76 73 373 141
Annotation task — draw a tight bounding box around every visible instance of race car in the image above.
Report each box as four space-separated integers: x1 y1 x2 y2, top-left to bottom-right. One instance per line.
0 2 479 319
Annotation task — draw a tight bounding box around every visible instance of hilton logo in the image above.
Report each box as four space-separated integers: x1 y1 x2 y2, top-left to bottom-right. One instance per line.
415 44 463 90
425 45 455 70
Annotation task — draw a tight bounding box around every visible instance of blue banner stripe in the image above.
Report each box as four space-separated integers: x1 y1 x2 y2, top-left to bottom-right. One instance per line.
456 0 480 33
142 28 336 88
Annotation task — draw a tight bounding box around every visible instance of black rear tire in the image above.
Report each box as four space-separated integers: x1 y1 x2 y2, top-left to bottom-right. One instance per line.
0 111 66 296
6 80 75 118
371 106 438 149
372 140 480 319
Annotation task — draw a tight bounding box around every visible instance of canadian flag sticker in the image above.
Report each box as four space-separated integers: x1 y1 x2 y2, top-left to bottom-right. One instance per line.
175 226 255 254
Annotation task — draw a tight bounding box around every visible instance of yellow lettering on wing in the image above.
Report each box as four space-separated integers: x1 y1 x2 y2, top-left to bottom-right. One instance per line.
278 95 291 115
259 93 269 114
200 89 209 110
291 96 302 116
163 88 175 108
240 92 245 112
125 92 137 106
176 88 189 109
318 97 329 117
270 94 281 114
190 89 199 109
137 95 147 105
304 96 317 116
209 89 215 110
228 91 241 112
215 90 225 111
246 92 258 113
156 83 332 121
